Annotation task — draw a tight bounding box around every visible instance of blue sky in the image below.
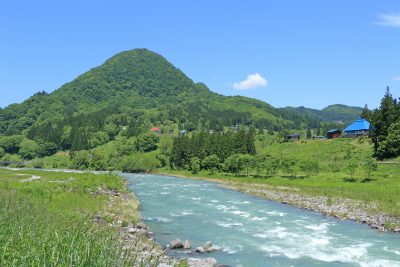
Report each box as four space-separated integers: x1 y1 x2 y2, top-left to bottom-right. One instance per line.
1 0 400 109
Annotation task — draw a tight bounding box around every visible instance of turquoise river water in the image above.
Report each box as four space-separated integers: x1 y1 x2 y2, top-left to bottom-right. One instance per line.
122 173 400 267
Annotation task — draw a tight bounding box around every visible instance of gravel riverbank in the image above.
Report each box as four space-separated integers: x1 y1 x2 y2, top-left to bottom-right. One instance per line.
219 182 400 233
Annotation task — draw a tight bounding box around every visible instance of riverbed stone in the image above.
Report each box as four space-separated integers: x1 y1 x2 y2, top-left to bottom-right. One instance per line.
194 246 205 253
206 246 217 253
128 227 137 234
203 241 212 250
170 239 184 249
187 257 218 267
183 240 191 249
137 229 150 237
136 222 148 229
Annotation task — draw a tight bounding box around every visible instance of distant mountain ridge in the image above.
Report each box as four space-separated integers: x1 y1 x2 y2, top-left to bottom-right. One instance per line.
280 104 362 124
0 48 362 150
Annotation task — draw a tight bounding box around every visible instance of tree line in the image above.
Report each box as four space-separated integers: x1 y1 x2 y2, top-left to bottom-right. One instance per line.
362 87 400 159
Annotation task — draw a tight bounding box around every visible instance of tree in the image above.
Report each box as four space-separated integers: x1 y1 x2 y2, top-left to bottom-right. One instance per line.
328 156 341 178
376 122 400 159
361 104 372 121
223 154 242 175
363 158 377 179
239 154 255 176
370 87 400 159
0 147 5 159
306 128 312 139
36 141 58 157
253 154 267 177
156 154 169 167
0 135 24 154
280 158 297 177
18 139 38 160
190 157 201 174
346 160 358 179
278 129 289 143
299 160 320 177
136 132 159 152
89 131 109 148
202 154 220 174
264 156 280 177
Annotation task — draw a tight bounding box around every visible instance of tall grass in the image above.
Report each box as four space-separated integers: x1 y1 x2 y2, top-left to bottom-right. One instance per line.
0 192 135 266
0 169 154 266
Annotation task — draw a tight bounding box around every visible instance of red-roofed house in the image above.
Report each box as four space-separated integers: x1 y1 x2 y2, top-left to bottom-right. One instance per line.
151 127 162 135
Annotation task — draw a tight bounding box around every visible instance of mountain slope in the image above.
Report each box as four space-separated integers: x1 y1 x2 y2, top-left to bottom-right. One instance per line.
280 104 362 124
0 48 361 151
0 49 303 148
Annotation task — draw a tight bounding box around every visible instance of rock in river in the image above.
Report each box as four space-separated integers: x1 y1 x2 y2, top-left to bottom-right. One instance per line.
203 241 212 250
183 240 191 249
194 246 205 253
170 239 184 249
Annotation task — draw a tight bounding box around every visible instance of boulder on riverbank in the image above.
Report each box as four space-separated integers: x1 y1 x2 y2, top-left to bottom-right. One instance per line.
136 222 148 229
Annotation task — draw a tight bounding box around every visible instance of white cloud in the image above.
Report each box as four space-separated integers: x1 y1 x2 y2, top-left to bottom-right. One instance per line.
233 73 268 90
376 13 400 28
392 76 400 81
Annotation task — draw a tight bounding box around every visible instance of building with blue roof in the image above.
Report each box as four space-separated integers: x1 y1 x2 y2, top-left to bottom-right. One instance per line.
343 119 370 137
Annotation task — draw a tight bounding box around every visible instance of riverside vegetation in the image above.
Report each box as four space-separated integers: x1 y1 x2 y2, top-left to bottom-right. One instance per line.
0 168 185 266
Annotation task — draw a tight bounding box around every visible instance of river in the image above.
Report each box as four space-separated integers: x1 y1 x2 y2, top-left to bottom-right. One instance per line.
122 173 400 267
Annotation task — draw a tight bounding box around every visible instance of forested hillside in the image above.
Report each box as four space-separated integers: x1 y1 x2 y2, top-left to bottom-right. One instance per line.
0 48 359 156
280 104 362 124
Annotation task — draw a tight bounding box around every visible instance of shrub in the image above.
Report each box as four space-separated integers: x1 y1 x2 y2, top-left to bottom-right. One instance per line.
190 157 201 174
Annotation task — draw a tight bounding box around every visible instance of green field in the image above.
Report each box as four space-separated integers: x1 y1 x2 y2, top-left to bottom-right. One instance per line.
0 168 142 266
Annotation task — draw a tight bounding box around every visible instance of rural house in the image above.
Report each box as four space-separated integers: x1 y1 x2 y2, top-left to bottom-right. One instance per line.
343 119 370 137
327 129 342 139
287 133 301 141
151 127 162 135
313 135 327 140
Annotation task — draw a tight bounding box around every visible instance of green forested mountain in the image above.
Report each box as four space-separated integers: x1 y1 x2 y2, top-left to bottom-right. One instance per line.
0 49 358 153
280 104 362 124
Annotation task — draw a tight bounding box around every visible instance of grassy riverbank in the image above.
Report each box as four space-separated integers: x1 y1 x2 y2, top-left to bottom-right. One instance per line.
156 164 400 230
0 168 179 266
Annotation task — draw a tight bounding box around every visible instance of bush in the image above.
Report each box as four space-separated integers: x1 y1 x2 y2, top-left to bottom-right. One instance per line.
120 153 159 173
70 150 91 170
190 157 201 174
33 159 44 168
0 147 5 159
